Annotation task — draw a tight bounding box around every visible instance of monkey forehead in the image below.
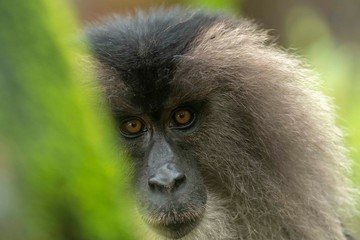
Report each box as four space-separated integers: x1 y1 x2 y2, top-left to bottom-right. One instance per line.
86 8 221 112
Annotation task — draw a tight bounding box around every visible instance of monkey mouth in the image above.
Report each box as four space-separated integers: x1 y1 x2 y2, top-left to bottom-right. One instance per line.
149 217 200 239
142 207 205 239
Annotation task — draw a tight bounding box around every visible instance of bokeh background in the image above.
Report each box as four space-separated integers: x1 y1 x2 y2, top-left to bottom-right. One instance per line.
73 0 360 235
0 0 359 239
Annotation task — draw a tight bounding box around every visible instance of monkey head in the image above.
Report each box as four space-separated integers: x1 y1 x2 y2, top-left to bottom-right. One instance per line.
86 8 353 240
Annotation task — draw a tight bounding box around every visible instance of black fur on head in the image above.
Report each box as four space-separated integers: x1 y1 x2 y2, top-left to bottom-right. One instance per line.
87 8 219 113
86 8 354 240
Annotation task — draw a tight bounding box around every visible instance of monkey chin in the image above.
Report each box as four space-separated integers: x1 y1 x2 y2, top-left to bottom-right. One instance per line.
150 218 201 239
142 207 205 239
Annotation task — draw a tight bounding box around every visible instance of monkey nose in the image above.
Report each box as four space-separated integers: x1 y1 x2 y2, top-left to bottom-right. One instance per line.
148 163 186 193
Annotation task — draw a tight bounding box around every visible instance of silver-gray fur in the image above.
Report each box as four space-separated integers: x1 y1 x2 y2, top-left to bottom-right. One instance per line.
169 21 354 240
87 9 354 240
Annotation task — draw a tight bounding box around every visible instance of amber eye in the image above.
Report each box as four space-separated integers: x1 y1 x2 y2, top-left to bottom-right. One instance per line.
120 118 145 137
171 109 195 128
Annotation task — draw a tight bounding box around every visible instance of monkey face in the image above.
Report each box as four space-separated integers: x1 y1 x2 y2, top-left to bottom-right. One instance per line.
114 104 208 238
87 7 353 240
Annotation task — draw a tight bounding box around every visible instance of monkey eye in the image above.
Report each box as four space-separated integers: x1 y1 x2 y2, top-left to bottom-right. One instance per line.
170 108 195 129
120 118 146 137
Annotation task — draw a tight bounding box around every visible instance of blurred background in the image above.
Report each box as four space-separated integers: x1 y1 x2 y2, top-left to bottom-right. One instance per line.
0 0 359 239
72 0 360 234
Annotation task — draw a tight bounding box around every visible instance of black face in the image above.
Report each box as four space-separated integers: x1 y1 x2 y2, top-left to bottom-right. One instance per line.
114 104 207 239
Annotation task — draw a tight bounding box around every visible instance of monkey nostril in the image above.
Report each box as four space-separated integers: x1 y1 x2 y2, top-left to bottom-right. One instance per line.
148 180 156 191
174 173 186 189
148 175 185 193
148 166 186 193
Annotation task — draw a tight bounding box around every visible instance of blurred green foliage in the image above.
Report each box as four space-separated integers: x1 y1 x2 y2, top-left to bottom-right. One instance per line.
1 0 359 238
0 0 138 239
